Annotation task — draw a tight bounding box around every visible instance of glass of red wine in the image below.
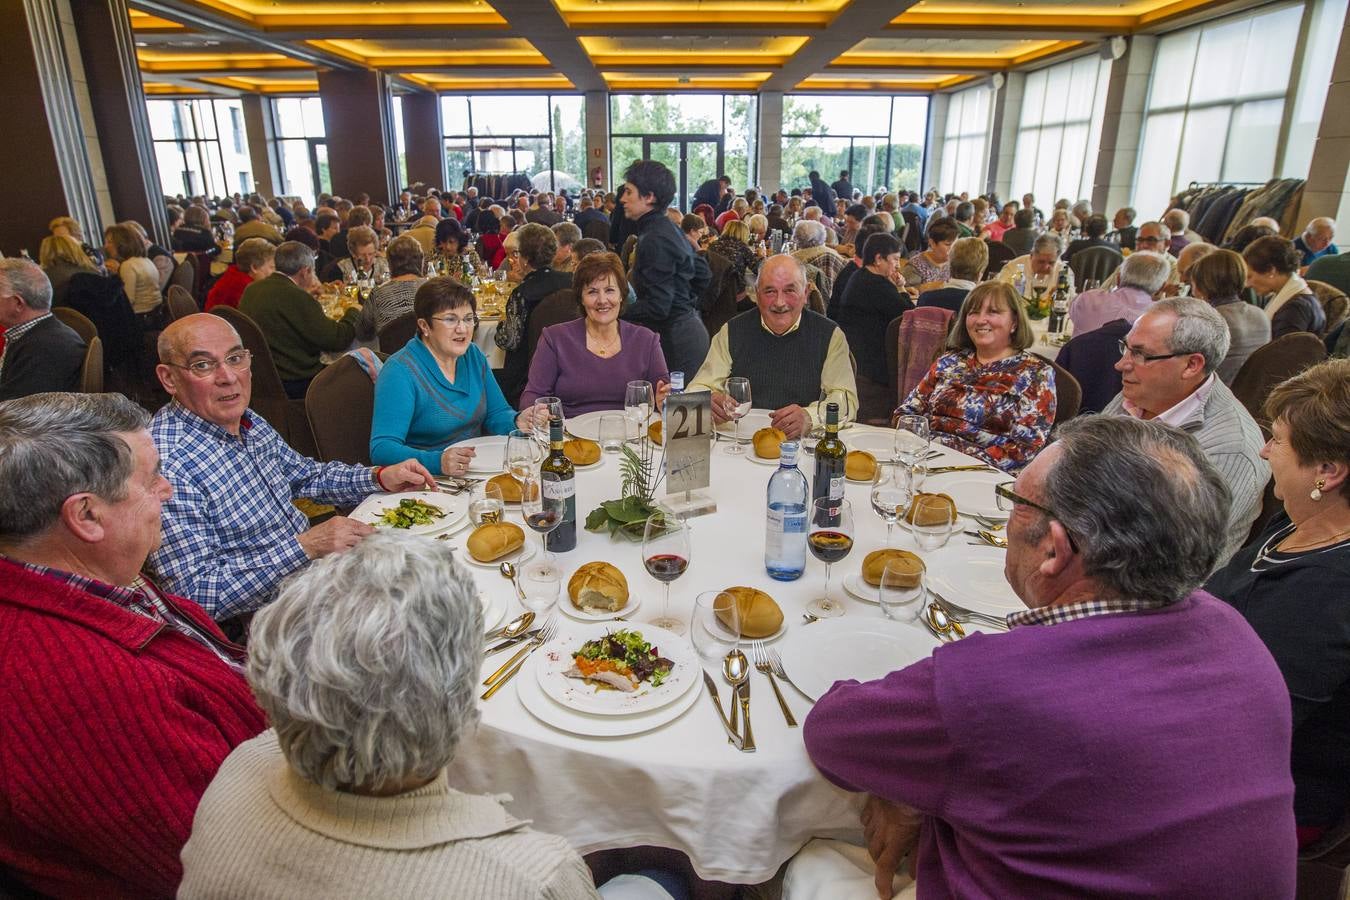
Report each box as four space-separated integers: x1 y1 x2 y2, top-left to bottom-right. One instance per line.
642 509 690 635
520 474 563 572
807 497 854 619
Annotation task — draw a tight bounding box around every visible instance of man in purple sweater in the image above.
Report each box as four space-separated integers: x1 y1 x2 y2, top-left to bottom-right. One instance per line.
803 415 1296 899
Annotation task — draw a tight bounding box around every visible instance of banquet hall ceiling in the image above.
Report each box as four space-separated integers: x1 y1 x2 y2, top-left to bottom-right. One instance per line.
129 0 1269 96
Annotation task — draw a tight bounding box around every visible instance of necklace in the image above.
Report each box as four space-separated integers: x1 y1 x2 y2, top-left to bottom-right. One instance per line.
588 329 620 357
1278 522 1350 553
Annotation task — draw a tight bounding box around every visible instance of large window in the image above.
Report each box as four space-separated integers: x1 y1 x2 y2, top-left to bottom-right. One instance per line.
609 94 758 203
146 98 253 199
781 95 928 196
938 85 992 194
439 94 584 194
271 96 329 207
1011 55 1111 204
1132 3 1304 217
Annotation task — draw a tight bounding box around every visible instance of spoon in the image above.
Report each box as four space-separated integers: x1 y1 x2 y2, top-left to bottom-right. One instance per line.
928 603 966 639
723 649 755 752
499 561 526 602
488 610 535 641
978 530 1008 549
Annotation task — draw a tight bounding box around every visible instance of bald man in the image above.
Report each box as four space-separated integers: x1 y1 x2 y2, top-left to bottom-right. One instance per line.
145 314 434 623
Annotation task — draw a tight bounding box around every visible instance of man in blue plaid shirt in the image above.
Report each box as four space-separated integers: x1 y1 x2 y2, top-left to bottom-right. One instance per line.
146 314 435 621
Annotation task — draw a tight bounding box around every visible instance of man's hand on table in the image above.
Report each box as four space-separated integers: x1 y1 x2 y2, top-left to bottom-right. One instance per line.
377 459 437 491
770 404 810 439
298 516 374 559
710 390 737 424
862 794 923 899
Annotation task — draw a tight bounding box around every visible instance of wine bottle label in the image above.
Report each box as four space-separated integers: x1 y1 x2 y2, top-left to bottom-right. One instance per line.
830 475 844 500
542 478 576 500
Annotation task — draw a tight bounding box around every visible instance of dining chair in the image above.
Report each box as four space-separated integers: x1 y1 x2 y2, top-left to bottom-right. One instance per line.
1307 279 1348 339
700 247 738 338
52 305 98 344
894 306 954 404
377 311 418 355
169 255 196 297
166 284 198 322
1070 245 1124 287
983 240 1017 279
1033 352 1082 427
526 287 582 359
211 306 317 456
1230 332 1327 432
306 354 377 465
79 336 103 393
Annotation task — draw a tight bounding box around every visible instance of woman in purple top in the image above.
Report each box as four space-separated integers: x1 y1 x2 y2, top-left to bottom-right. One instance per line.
520 251 670 417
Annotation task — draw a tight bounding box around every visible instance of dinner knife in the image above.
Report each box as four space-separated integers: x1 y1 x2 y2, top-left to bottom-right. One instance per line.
738 678 756 753
701 671 744 751
485 629 538 655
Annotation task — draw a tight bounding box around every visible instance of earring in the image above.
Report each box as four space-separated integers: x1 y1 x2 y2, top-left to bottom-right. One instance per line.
1311 479 1326 502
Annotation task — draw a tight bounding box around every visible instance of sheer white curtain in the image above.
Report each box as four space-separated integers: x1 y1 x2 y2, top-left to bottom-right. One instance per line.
939 85 991 194
1009 55 1110 204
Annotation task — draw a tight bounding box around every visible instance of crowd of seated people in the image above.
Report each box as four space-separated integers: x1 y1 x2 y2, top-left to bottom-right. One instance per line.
2 167 1346 897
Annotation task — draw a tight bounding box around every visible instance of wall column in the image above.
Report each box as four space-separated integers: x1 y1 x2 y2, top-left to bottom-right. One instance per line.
401 91 444 190
240 94 278 197
757 91 783 194
990 72 1025 200
317 68 396 203
1296 19 1350 226
1092 35 1156 217
583 90 609 191
922 93 950 193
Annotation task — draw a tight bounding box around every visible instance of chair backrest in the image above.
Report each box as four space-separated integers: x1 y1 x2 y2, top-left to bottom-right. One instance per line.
1070 245 1125 287
1307 279 1349 338
306 354 377 465
211 306 293 440
620 235 639 271
582 220 611 245
894 306 954 402
79 336 104 393
1230 332 1328 430
52 306 98 343
527 288 582 359
884 315 903 406
169 255 196 294
984 240 1017 279
166 284 198 321
1034 352 1082 425
901 210 923 253
378 311 419 355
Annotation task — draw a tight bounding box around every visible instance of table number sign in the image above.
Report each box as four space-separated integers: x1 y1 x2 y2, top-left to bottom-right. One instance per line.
663 390 716 517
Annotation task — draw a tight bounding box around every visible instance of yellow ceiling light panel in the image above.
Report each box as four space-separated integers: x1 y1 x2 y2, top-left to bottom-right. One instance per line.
844 36 1063 60
891 0 1226 31
137 49 312 73
142 82 206 94
128 11 189 32
402 72 575 89
557 0 848 27
579 35 808 67
182 0 506 28
200 75 321 93
305 37 549 68
796 73 953 90
601 71 772 90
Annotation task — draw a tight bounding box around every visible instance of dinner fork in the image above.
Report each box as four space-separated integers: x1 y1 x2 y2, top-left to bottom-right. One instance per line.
767 648 816 704
753 641 797 727
932 594 1010 631
481 617 555 698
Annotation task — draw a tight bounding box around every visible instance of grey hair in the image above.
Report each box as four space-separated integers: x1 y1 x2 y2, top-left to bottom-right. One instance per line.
1071 199 1092 219
1042 415 1230 605
552 221 582 248
0 392 150 545
1154 296 1231 375
1163 208 1190 232
1140 220 1173 242
273 240 316 276
0 259 53 312
1117 251 1172 295
344 225 376 253
1032 233 1062 256
755 253 809 292
246 533 484 792
792 219 827 248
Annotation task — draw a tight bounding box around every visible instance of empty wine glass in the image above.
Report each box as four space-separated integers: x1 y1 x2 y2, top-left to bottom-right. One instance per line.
870 465 913 546
520 473 564 563
625 380 653 440
642 509 690 634
807 497 853 619
911 495 957 552
505 429 542 480
724 376 751 455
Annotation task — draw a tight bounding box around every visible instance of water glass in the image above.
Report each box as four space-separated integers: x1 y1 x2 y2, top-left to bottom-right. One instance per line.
519 555 561 612
879 561 927 622
870 465 913 546
625 380 653 436
691 590 740 663
599 413 627 454
895 415 930 468
470 482 505 525
911 495 957 551
505 429 542 480
533 396 563 443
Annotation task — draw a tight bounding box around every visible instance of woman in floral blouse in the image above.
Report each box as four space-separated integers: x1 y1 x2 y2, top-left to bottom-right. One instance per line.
897 281 1056 472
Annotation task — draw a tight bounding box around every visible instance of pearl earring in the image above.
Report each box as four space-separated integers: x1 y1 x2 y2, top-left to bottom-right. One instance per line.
1311 479 1326 502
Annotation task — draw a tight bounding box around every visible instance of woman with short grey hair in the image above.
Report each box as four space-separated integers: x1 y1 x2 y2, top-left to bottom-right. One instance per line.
179 533 604 899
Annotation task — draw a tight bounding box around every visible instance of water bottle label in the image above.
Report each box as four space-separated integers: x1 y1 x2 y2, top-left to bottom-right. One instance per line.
542 478 576 500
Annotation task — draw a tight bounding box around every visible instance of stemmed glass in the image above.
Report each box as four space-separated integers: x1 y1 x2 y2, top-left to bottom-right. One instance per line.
625 380 653 441
642 509 690 634
895 414 931 486
807 498 854 619
870 465 913 546
533 396 562 444
520 473 564 567
505 429 543 480
724 376 751 455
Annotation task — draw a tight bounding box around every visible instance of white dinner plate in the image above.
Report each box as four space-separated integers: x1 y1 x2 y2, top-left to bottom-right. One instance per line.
923 543 1026 616
747 450 781 466
716 409 774 437
842 572 881 604
536 622 699 717
452 435 508 474
481 590 507 634
777 618 936 700
350 491 468 537
567 410 640 443
922 474 1013 520
697 603 788 643
458 537 537 568
558 590 643 622
516 655 702 738
846 432 897 459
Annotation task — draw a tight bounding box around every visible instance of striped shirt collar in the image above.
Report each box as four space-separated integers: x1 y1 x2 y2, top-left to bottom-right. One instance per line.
1007 595 1172 628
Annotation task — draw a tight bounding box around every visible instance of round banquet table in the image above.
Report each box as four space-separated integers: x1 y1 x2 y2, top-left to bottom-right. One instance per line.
447 423 1018 884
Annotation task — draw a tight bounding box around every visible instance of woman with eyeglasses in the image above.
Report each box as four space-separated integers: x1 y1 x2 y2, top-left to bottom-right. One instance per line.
371 278 537 478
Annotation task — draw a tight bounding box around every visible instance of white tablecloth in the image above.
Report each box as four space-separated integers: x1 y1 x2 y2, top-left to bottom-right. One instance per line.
474 317 504 368
447 425 1009 884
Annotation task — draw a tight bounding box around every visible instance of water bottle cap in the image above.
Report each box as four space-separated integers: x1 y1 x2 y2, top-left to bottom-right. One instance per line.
779 441 799 465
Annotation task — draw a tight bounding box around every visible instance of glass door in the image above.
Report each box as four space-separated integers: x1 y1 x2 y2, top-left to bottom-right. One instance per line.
640 134 724 210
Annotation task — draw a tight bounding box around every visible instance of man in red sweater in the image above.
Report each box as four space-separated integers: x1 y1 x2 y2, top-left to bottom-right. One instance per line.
0 391 266 898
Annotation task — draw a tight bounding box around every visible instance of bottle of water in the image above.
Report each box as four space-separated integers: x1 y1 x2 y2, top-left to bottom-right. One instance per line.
765 441 808 581
669 371 684 394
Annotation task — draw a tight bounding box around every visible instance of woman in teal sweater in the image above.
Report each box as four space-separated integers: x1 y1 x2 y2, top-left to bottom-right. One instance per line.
371 279 534 476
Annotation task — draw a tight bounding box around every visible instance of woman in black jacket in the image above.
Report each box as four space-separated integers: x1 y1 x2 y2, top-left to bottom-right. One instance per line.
835 231 913 421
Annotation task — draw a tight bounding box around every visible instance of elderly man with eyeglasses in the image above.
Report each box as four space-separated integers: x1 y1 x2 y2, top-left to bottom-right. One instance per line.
797 415 1294 900
1103 297 1267 565
145 313 435 626
1100 221 1181 292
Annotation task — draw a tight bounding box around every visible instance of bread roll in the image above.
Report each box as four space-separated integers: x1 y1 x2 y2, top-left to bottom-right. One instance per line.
563 438 601 466
905 492 957 526
845 450 878 481
488 472 523 503
466 522 525 562
648 420 663 445
862 549 924 588
752 427 787 459
716 586 784 638
567 561 629 612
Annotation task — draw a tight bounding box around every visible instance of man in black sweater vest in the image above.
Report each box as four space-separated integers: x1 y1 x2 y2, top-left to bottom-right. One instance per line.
0 259 86 402
689 254 857 439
